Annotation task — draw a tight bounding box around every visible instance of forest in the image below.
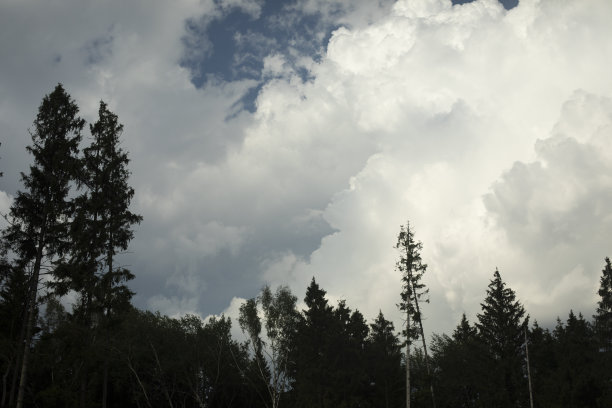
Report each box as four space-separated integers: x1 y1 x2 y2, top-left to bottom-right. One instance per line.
0 85 611 408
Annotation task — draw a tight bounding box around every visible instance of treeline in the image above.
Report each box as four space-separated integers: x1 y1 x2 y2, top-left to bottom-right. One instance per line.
0 86 611 408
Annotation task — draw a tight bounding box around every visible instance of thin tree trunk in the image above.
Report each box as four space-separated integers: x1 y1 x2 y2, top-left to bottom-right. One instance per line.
127 356 153 408
410 279 436 408
16 234 45 408
525 327 534 408
149 342 175 408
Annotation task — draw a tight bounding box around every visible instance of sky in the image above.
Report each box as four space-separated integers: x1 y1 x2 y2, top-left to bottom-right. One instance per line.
1 0 612 340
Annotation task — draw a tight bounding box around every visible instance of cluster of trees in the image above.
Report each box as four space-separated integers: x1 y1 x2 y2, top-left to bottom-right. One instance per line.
0 84 141 408
0 86 610 408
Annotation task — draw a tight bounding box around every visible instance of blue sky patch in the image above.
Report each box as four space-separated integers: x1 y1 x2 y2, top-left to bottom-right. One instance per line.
182 0 519 112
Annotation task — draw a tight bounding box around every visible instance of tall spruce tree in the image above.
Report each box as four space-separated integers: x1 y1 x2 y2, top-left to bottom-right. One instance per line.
395 221 435 408
2 84 84 408
475 269 528 408
78 100 141 318
52 100 141 407
53 101 141 316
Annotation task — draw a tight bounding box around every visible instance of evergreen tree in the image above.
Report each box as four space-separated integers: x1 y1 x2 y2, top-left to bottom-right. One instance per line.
50 101 141 407
526 321 557 407
54 100 141 319
475 269 528 408
328 300 370 408
367 311 403 408
552 311 601 407
290 278 335 408
395 221 435 408
431 314 481 408
2 84 84 408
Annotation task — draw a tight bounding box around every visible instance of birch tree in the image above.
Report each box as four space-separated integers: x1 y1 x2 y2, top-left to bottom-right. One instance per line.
239 285 299 408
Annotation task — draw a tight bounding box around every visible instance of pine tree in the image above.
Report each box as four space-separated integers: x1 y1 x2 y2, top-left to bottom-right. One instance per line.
2 84 84 408
475 269 528 408
395 221 435 408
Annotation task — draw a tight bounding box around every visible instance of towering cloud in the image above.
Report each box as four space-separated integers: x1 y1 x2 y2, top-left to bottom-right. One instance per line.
1 0 611 336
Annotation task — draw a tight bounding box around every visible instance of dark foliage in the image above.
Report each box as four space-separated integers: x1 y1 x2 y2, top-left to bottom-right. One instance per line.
1 87 610 408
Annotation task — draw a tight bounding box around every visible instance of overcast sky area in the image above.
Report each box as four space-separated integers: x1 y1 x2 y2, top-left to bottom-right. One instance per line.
1 0 612 340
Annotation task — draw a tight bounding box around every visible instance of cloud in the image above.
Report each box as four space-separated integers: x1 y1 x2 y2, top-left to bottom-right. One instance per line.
483 91 612 320
250 0 612 336
1 0 612 341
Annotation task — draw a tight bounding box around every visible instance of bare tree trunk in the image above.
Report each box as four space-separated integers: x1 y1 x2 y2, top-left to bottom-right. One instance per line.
127 355 153 408
525 327 534 408
149 342 175 408
410 280 436 408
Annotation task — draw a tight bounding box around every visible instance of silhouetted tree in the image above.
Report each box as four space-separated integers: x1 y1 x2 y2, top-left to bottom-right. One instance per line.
328 300 370 407
526 321 557 407
476 269 528 408
290 278 336 408
366 311 403 408
2 84 84 408
239 285 299 408
552 311 601 407
431 314 481 408
49 101 141 407
395 221 435 408
594 257 612 405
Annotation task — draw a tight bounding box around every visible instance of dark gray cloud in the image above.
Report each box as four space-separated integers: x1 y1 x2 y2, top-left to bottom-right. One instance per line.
1 0 612 340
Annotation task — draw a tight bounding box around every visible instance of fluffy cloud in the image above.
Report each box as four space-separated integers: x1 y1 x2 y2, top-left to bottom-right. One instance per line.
251 0 612 335
2 0 612 339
